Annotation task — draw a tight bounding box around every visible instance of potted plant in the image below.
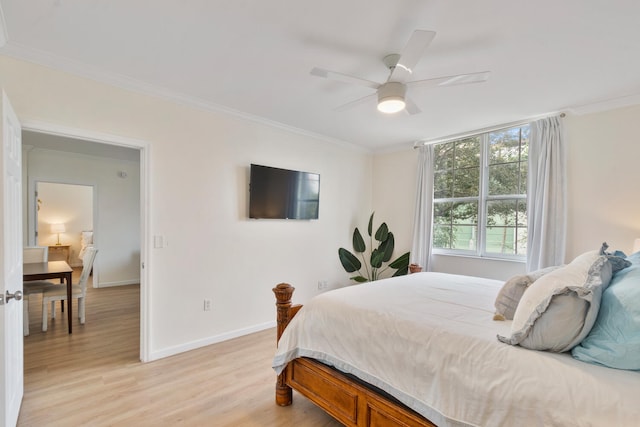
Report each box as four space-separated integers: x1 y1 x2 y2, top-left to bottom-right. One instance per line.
338 212 410 283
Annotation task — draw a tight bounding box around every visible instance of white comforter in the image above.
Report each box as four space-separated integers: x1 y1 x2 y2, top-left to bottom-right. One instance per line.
273 272 640 427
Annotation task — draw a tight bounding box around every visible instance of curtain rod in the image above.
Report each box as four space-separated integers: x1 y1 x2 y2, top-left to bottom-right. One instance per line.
413 112 566 148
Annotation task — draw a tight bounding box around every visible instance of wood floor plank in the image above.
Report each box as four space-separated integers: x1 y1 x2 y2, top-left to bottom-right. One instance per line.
19 275 341 426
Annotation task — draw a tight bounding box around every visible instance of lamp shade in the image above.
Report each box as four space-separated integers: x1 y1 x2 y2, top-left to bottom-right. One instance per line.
50 223 66 234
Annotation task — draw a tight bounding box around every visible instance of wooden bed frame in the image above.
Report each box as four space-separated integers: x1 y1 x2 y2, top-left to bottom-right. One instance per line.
273 283 436 427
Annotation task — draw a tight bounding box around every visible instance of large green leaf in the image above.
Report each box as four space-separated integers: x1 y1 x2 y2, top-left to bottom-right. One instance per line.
338 248 361 273
388 251 410 269
378 232 395 262
367 212 374 237
375 222 389 242
370 248 384 268
352 227 366 253
392 266 409 277
351 275 368 283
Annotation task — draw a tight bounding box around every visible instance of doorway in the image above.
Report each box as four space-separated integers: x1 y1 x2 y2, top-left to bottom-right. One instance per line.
21 126 149 361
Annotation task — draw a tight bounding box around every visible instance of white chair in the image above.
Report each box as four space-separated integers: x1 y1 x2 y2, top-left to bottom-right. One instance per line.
23 246 50 336
42 247 98 332
23 246 48 264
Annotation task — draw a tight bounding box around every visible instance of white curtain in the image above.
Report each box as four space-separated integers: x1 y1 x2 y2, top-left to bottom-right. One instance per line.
527 116 566 271
411 144 434 271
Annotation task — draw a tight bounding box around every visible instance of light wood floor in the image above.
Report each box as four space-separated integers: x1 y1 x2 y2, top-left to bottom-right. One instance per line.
19 276 341 426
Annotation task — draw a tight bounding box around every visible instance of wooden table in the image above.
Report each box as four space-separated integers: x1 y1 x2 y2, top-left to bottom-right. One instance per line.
23 261 74 334
48 245 71 263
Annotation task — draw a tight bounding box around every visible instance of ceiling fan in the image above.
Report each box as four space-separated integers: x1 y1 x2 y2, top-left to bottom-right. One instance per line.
310 30 490 115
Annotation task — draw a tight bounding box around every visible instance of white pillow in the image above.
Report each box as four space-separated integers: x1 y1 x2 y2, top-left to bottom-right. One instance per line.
493 265 561 321
81 230 93 245
498 251 613 352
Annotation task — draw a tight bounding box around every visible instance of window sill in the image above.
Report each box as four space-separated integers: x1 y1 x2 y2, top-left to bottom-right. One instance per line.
432 252 526 264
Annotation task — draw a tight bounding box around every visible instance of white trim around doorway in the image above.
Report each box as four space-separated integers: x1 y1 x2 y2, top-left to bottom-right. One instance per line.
20 119 151 363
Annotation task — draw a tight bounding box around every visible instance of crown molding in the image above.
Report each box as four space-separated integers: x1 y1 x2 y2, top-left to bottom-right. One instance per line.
566 92 640 115
0 42 369 154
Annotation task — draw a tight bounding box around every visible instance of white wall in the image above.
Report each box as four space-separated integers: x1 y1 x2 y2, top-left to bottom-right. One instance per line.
564 105 640 258
0 55 372 358
373 105 640 281
371 149 418 258
25 146 140 285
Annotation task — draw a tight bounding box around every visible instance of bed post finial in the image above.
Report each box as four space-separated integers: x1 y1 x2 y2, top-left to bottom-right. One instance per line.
273 283 295 406
274 283 295 343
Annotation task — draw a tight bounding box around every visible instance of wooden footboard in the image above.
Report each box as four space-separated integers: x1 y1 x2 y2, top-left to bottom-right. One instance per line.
273 283 436 427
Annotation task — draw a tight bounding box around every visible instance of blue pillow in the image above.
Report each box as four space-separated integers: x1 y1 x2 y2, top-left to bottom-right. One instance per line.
571 253 640 370
626 250 640 264
599 242 632 273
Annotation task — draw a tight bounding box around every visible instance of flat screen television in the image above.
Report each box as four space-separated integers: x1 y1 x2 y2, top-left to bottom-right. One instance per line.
249 164 320 219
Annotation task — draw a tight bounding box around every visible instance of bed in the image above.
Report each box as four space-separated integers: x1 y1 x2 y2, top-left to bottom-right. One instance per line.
272 254 640 427
78 230 94 260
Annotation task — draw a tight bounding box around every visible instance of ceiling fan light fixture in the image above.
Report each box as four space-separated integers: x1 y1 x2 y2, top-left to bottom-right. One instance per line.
377 97 406 114
377 82 407 114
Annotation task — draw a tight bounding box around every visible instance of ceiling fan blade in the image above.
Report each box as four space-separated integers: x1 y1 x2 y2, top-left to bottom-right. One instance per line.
404 97 421 115
389 30 436 83
333 93 377 112
407 71 491 89
311 67 381 90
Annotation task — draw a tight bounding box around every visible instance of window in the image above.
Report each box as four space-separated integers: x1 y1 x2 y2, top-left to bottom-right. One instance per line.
432 125 530 258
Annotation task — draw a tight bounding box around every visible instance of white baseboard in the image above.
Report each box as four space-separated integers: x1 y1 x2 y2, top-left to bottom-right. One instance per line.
147 320 276 362
95 279 140 288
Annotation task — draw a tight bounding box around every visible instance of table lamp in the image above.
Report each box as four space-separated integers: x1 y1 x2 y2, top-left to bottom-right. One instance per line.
50 223 66 245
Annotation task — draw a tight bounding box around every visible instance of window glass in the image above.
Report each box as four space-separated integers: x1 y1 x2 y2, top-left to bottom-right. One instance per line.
432 125 529 258
434 143 453 170
488 127 529 196
486 200 527 255
454 138 480 168
433 201 478 250
453 167 479 197
434 171 453 199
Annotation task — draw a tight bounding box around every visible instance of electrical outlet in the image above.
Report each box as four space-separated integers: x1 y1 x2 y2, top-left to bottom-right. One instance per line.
204 299 212 311
317 280 328 290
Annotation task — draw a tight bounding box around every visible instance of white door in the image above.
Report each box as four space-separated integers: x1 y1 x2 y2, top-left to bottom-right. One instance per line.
0 90 24 427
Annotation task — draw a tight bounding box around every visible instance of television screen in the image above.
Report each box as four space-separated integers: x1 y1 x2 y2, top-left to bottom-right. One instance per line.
249 164 320 219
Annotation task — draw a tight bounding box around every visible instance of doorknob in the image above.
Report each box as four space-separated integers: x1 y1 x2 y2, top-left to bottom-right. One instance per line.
6 290 23 301
2 290 23 304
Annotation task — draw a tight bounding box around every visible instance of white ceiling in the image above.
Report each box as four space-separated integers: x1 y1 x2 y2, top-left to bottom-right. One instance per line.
1 1 639 151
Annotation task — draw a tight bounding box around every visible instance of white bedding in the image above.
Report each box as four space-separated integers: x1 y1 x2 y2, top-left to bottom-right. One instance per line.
273 272 640 427
78 230 93 260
